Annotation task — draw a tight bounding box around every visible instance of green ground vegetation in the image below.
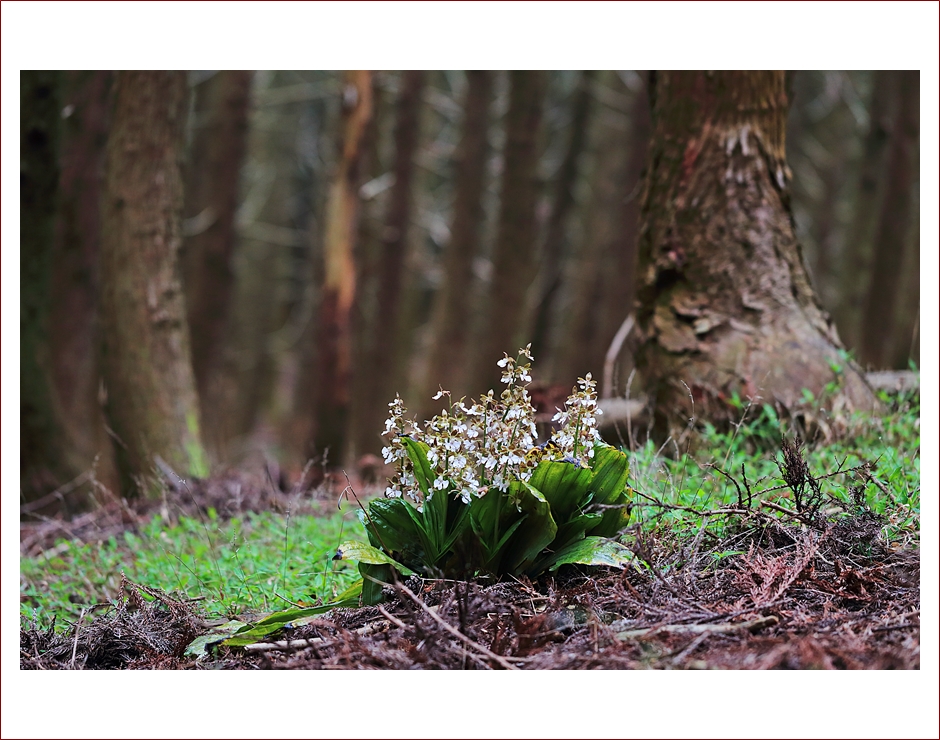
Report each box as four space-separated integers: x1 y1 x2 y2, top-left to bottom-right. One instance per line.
21 387 919 632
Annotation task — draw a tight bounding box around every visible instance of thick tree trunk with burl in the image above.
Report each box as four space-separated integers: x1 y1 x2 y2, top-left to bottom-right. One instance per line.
635 71 876 437
99 71 206 495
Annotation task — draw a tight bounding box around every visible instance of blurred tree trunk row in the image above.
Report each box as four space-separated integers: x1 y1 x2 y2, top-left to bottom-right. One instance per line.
417 71 493 421
859 70 919 369
787 71 920 371
181 70 253 432
352 71 425 458
21 70 919 505
472 71 548 393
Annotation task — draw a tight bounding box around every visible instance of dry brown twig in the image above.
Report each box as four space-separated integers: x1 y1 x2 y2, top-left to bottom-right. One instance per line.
616 614 778 640
394 582 518 670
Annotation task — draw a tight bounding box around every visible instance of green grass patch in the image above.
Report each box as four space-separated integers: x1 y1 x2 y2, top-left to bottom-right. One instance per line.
628 389 920 546
21 390 919 632
20 507 366 628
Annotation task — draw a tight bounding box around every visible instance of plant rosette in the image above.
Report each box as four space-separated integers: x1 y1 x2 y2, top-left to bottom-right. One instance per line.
335 346 635 604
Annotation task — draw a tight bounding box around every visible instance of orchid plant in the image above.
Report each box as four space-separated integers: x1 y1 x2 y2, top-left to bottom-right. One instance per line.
336 346 635 603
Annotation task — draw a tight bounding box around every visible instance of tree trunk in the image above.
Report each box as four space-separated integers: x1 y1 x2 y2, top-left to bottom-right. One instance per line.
416 71 493 417
204 72 297 456
833 71 892 350
635 71 875 437
181 71 253 410
859 71 919 369
304 70 372 464
49 70 119 499
99 71 206 495
344 72 387 462
594 74 652 396
554 71 628 386
352 70 424 458
473 70 547 391
529 71 594 363
20 71 70 498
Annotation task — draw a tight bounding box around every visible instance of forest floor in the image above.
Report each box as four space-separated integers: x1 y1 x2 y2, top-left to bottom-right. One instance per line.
20 462 920 670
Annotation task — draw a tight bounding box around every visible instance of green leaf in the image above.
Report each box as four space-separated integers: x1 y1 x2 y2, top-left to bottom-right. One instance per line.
553 511 603 552
546 537 634 571
584 444 633 538
220 592 362 647
588 444 631 506
400 436 434 501
184 619 247 658
501 481 558 574
400 436 452 562
587 498 632 538
359 563 391 606
469 486 522 573
362 497 427 565
333 541 413 574
529 459 593 524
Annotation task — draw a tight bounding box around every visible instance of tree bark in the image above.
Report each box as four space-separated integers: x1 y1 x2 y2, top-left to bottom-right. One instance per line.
181 71 253 410
99 71 206 495
417 70 493 417
473 70 547 392
635 71 875 437
20 70 70 497
48 70 118 498
305 70 372 464
859 71 919 369
344 72 388 462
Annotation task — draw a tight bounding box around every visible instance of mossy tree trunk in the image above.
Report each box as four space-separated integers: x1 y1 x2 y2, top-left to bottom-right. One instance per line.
473 70 547 391
20 70 72 498
99 71 206 495
635 71 876 437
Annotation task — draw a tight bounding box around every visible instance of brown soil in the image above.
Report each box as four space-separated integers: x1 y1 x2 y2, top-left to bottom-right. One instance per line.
20 470 919 670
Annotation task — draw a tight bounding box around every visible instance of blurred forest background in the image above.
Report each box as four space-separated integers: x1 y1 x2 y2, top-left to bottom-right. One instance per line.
20 70 920 507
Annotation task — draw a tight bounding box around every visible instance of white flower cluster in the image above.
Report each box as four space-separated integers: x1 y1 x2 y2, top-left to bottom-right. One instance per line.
381 346 602 507
549 372 602 467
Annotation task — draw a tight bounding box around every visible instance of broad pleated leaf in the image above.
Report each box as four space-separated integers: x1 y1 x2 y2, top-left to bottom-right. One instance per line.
546 537 634 571
219 585 364 648
528 459 592 524
333 540 414 574
501 480 558 573
588 444 631 506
